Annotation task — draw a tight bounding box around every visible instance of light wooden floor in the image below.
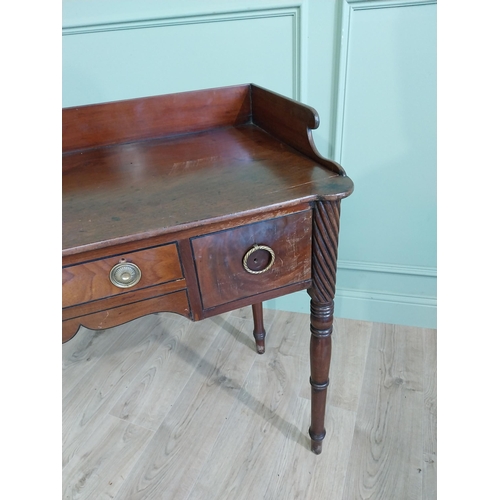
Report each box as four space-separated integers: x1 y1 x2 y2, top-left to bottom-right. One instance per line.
62 308 436 499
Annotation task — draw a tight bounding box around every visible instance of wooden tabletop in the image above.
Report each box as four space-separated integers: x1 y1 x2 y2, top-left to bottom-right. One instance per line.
63 85 353 255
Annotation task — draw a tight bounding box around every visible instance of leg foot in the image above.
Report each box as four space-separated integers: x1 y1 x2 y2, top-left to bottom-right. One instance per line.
311 442 322 455
309 427 326 454
251 303 266 354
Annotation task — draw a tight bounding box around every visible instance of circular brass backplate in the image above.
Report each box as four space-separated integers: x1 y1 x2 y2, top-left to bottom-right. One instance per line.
109 261 142 288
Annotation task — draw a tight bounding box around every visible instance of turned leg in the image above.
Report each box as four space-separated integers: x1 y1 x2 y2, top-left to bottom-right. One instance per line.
309 299 333 454
308 199 341 454
251 302 266 354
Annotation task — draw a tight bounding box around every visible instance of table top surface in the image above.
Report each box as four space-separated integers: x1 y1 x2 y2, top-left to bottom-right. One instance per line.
62 84 353 256
63 123 352 254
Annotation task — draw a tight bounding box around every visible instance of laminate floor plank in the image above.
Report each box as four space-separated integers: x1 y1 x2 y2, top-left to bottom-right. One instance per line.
266 398 356 500
341 323 427 500
112 313 260 500
261 313 361 500
108 314 227 432
62 314 181 399
186 310 312 500
62 314 181 469
423 328 437 499
62 310 437 500
62 416 153 500
329 317 374 411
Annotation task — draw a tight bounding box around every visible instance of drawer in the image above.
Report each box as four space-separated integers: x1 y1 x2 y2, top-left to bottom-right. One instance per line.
62 243 183 308
191 211 312 310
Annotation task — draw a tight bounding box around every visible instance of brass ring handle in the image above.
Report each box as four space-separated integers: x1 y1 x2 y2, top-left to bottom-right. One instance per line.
243 244 276 274
109 261 142 288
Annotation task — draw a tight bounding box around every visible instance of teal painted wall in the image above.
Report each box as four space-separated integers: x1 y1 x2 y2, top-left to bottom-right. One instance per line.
336 0 437 327
62 1 301 106
63 0 436 328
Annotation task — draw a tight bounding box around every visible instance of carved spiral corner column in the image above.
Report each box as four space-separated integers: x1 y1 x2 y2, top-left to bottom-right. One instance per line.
308 199 341 454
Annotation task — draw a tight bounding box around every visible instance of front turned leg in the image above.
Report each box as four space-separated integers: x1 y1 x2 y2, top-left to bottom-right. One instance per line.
309 299 333 454
308 198 341 454
251 302 266 354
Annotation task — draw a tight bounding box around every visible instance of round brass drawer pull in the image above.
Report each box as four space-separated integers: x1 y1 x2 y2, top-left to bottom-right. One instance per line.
109 261 142 288
243 244 276 275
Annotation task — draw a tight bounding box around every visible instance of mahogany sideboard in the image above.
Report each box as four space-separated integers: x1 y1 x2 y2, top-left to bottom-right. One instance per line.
62 84 354 454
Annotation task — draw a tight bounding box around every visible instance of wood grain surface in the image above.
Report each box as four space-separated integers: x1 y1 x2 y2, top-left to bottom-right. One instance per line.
63 243 182 308
191 210 312 309
62 310 437 499
63 124 352 253
62 85 251 152
341 323 430 500
62 85 353 257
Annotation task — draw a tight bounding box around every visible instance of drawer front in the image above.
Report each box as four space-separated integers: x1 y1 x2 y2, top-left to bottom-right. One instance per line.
62 243 183 308
191 211 312 310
